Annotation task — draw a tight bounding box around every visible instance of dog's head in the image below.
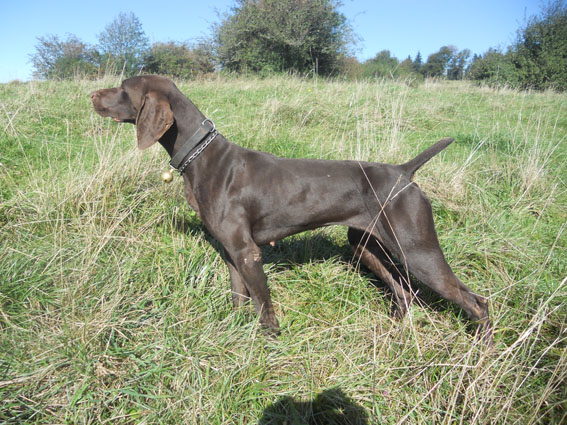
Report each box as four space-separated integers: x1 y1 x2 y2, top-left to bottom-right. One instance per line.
91 75 175 150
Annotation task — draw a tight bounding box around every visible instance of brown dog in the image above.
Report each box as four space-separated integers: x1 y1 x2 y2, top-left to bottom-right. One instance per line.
91 75 492 342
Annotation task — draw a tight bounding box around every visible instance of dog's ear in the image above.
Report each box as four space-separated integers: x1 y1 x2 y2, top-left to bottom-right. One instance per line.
136 91 174 150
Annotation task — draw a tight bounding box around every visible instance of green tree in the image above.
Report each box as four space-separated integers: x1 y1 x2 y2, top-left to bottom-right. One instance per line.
97 12 149 76
213 0 355 75
447 49 471 80
421 46 455 77
413 51 422 73
399 56 414 74
511 0 567 90
30 34 97 79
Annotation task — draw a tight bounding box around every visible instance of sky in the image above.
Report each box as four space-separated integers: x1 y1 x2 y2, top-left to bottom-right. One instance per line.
0 0 542 83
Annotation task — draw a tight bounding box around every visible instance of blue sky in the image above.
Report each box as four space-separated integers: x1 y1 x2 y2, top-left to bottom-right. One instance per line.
0 0 541 82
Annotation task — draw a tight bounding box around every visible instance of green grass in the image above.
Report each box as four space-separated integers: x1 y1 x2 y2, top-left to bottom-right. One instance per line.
1 75 566 424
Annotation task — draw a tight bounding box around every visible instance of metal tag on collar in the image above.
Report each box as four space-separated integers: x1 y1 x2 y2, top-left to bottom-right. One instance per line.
161 167 176 183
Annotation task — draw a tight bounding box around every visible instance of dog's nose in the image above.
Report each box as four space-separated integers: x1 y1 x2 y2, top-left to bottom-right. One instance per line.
90 91 98 100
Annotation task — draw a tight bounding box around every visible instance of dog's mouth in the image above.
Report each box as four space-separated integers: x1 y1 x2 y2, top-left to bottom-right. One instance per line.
112 117 136 124
91 97 136 124
92 104 126 123
109 117 135 124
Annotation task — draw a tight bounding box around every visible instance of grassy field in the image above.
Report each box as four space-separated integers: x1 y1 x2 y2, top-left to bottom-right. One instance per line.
0 75 566 424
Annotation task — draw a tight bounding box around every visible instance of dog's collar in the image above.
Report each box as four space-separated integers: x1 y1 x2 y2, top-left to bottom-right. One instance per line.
170 119 218 173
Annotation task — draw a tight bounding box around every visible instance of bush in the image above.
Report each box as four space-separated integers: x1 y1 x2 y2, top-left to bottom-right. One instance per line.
467 49 519 87
30 34 98 80
468 1 567 91
145 42 215 79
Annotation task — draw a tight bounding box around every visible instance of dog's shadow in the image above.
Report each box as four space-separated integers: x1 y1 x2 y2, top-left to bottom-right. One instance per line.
258 387 368 425
173 214 463 318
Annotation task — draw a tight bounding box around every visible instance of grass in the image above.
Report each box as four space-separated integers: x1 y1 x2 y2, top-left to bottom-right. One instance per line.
0 75 566 424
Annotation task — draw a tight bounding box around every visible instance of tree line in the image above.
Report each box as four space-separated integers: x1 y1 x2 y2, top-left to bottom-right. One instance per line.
30 13 215 80
30 0 567 91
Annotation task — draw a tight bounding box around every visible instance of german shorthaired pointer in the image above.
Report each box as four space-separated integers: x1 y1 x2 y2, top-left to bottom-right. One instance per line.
91 75 492 342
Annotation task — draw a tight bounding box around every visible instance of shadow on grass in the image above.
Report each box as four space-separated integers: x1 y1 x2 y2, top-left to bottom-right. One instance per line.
258 388 368 425
171 212 353 265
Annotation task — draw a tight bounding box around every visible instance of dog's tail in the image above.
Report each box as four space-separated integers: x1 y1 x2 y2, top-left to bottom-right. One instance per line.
399 138 454 178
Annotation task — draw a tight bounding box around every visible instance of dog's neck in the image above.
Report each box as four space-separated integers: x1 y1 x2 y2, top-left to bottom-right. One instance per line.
158 94 207 158
157 93 228 190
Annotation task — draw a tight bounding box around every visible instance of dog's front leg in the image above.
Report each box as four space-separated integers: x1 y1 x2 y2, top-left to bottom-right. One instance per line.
223 237 280 334
223 249 251 307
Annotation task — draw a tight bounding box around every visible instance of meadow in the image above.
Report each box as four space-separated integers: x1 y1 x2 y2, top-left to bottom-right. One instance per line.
0 75 565 424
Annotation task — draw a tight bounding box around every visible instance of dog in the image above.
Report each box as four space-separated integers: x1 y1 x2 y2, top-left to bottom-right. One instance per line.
91 75 492 342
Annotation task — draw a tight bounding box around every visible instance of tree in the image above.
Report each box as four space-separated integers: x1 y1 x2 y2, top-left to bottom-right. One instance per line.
511 0 567 90
97 12 149 76
413 51 422 73
213 0 355 75
399 56 414 73
144 41 215 79
447 49 471 80
421 46 455 77
30 34 97 79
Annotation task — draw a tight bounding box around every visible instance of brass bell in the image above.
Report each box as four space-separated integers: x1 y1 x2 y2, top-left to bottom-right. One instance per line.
161 169 175 183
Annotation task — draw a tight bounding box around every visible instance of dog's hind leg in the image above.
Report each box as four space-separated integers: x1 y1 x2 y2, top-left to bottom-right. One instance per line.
348 227 414 318
378 187 492 343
